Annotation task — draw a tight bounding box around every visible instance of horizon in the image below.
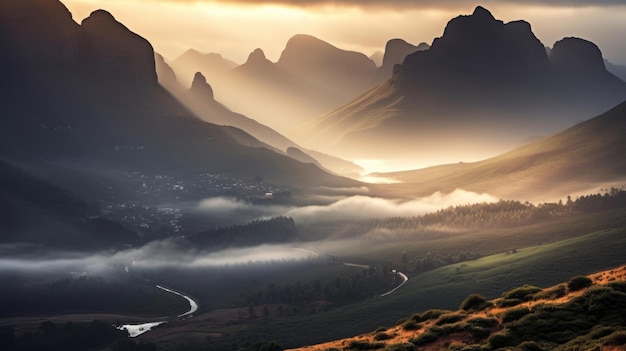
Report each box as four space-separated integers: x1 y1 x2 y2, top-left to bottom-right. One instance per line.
61 0 626 65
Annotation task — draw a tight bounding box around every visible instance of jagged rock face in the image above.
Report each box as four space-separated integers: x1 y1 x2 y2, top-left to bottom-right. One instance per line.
81 10 157 83
189 72 214 100
278 34 377 76
154 53 180 89
400 6 550 94
0 0 81 64
379 39 429 78
550 37 607 78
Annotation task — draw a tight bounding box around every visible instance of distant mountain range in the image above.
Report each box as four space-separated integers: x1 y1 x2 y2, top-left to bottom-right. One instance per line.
298 6 626 161
372 100 626 201
0 0 359 246
166 34 387 133
155 54 363 177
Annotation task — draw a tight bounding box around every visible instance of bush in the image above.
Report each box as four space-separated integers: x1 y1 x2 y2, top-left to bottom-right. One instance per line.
534 285 567 300
410 331 438 346
402 321 420 331
501 285 542 301
487 331 512 349
435 313 466 326
460 294 492 312
500 307 530 323
567 276 593 292
465 317 499 329
412 309 450 323
374 332 393 341
375 327 388 333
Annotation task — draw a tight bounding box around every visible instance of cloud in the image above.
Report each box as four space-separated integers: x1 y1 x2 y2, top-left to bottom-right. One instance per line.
156 0 626 9
285 189 498 223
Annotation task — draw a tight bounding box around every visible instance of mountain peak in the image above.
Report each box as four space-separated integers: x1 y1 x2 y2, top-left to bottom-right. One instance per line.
246 48 269 65
550 37 606 76
80 8 157 83
472 5 495 21
190 71 214 100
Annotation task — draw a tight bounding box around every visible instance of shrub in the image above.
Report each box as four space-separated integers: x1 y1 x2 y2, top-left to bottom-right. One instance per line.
587 326 615 340
607 281 626 293
410 331 438 346
567 276 593 292
534 285 566 300
402 321 421 331
501 285 542 301
375 332 393 341
375 327 388 333
500 307 530 323
412 309 450 323
487 331 512 349
460 294 491 311
465 317 499 329
435 313 466 326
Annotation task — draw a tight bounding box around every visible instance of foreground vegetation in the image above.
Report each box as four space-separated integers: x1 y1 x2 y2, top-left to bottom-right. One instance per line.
293 266 626 351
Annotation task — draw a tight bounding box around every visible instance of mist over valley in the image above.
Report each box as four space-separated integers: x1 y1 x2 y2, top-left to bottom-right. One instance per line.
1 1 626 351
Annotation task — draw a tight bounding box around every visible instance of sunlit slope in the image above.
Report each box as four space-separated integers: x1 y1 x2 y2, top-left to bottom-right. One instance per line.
290 261 626 351
376 101 626 200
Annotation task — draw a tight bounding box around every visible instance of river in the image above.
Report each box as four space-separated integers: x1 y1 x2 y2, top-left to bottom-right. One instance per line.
117 284 198 337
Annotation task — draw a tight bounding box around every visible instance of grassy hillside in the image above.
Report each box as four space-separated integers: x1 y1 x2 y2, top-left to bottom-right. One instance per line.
373 101 626 201
290 265 626 351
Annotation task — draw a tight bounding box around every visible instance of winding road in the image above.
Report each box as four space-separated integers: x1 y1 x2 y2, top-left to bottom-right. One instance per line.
117 284 199 337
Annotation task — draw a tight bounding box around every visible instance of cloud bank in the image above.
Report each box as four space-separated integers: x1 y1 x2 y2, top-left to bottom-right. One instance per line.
194 189 497 223
159 0 626 9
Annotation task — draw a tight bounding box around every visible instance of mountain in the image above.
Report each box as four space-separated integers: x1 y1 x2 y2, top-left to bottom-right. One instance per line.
299 6 626 162
372 100 626 201
605 59 626 82
369 51 384 67
0 0 358 200
170 49 237 87
160 66 364 177
377 39 429 80
276 34 378 103
292 266 626 351
168 35 380 134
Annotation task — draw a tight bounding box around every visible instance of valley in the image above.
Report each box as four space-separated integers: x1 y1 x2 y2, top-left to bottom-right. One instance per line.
1 1 626 351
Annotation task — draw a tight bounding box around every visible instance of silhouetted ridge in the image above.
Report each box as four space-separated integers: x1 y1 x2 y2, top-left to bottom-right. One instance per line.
551 37 607 77
0 0 81 63
379 39 429 79
190 72 214 100
81 9 157 83
401 5 549 92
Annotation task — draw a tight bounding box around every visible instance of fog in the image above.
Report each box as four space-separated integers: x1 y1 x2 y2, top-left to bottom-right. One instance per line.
194 189 497 224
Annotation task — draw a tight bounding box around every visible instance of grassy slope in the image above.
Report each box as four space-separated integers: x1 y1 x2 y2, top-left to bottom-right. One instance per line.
373 101 626 200
144 209 626 349
291 265 626 351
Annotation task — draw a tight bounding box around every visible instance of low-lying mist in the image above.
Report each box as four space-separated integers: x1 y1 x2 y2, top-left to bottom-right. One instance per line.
195 188 497 223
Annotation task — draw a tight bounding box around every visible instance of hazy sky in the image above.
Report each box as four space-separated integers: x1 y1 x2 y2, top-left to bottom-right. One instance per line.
60 0 626 65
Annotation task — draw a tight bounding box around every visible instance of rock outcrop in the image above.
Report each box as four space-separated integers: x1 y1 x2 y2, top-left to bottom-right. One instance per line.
189 72 214 100
81 10 157 83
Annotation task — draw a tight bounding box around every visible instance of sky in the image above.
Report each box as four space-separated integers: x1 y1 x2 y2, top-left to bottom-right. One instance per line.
60 0 626 65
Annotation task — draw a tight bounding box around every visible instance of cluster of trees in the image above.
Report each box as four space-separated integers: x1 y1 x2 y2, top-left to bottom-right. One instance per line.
237 266 403 314
189 216 297 250
0 321 155 351
369 187 626 233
